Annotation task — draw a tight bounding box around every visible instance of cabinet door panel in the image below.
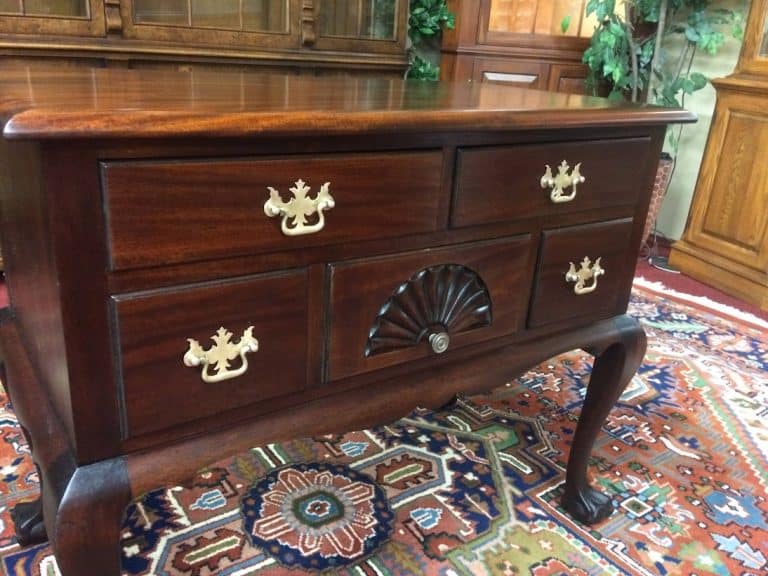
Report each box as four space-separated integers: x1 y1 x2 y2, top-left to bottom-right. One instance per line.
312 0 407 55
122 0 299 48
0 0 104 35
547 63 588 94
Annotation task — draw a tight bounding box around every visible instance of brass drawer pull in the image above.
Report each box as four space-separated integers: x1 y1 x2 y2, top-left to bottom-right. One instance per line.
565 257 604 295
264 179 335 236
540 160 585 203
183 326 259 383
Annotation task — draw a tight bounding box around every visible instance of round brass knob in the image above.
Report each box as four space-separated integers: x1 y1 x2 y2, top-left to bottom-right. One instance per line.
429 331 450 354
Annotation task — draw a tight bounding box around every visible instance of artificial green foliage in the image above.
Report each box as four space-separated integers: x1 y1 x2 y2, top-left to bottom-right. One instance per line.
561 14 573 33
408 0 455 45
580 0 743 107
406 0 455 80
407 54 441 80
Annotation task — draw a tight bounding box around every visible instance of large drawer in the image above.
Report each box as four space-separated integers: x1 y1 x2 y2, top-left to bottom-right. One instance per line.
528 218 635 327
103 151 444 270
111 270 308 439
328 236 534 381
452 137 651 227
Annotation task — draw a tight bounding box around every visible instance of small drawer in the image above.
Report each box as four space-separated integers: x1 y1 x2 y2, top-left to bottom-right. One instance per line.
528 218 635 328
112 271 308 439
452 137 651 227
103 151 444 270
328 236 534 382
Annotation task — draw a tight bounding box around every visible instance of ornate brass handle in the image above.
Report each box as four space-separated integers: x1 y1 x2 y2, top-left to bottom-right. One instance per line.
428 331 450 354
565 257 605 295
540 160 585 203
183 326 259 383
264 179 335 237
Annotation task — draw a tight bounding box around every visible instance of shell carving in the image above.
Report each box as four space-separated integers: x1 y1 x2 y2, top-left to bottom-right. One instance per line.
365 264 492 357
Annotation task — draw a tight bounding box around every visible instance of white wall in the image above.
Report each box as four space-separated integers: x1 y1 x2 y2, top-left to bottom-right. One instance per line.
655 3 745 240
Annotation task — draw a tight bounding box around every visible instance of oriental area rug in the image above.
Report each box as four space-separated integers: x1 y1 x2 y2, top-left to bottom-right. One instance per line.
0 279 766 575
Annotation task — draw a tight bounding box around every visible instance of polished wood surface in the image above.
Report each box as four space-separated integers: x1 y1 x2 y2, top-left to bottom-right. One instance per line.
529 218 635 327
113 271 309 439
0 67 693 139
453 137 652 228
328 237 534 381
669 0 768 310
103 151 444 269
0 68 691 574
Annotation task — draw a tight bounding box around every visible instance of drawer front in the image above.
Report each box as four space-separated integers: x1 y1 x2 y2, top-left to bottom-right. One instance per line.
528 218 635 328
328 236 534 381
452 137 651 227
103 151 444 270
112 271 308 439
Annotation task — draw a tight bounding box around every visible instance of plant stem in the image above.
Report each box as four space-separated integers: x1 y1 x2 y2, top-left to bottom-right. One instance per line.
673 41 691 85
624 4 639 102
646 0 669 103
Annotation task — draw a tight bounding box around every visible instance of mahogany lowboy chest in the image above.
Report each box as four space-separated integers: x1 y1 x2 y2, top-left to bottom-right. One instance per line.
0 68 693 574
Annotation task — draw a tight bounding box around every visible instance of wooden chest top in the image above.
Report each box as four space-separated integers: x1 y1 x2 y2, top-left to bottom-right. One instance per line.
0 67 693 140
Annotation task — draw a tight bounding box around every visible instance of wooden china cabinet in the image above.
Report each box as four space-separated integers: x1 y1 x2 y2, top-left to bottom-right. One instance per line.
0 0 409 72
441 0 591 93
669 0 768 310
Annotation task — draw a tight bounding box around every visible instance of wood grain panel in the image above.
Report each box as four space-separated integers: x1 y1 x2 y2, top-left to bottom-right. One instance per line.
103 151 444 270
328 236 534 381
528 218 635 327
112 270 309 439
670 79 768 310
453 137 650 227
702 112 768 255
547 63 588 94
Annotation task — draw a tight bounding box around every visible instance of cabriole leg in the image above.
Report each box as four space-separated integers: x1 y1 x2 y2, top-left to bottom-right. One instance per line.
562 318 647 524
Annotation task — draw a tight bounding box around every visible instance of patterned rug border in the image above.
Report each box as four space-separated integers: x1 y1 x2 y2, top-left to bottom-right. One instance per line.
633 276 768 330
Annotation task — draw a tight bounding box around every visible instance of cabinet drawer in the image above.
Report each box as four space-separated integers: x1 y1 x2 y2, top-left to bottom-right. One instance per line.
528 218 635 328
328 236 534 381
452 137 651 227
103 151 444 270
112 271 308 439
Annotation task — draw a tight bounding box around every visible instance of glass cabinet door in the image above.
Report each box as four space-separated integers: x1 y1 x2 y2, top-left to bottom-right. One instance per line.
122 0 298 49
313 0 406 55
0 0 104 35
482 0 594 43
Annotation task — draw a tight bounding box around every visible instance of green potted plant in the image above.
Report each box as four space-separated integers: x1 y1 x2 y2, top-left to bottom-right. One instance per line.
581 0 743 105
573 0 743 246
406 0 455 80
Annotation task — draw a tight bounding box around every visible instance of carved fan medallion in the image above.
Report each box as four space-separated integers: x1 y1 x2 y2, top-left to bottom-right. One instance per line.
365 264 492 357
